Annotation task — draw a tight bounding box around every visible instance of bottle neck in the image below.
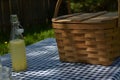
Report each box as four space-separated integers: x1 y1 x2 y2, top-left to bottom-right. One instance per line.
10 22 23 40
10 15 24 41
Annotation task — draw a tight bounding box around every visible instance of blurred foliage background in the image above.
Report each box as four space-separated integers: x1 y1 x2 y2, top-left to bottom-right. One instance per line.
70 0 118 13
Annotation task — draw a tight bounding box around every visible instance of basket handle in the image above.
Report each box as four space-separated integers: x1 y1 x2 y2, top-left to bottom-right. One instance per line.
54 0 119 19
53 0 71 18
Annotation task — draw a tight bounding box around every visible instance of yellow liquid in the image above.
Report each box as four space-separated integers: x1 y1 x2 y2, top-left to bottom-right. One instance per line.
9 39 27 72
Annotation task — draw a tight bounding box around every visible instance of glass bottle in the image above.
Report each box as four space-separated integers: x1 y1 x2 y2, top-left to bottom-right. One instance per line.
0 56 2 80
9 15 27 72
0 56 13 80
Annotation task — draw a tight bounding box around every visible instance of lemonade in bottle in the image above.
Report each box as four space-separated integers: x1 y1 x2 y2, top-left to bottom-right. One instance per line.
9 15 27 72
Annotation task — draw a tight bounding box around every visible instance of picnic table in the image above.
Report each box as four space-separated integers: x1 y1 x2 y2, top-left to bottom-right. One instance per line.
1 38 120 80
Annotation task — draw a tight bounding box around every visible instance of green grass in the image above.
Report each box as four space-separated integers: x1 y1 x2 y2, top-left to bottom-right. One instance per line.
0 24 55 55
0 42 9 55
24 29 55 45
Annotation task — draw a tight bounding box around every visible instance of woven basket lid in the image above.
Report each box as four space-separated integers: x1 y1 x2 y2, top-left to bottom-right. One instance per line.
52 11 118 23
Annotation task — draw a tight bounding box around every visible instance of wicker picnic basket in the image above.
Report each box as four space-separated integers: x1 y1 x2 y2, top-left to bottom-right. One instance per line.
52 0 120 66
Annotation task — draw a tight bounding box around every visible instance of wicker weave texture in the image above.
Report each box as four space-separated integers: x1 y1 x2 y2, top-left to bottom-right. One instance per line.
52 12 120 66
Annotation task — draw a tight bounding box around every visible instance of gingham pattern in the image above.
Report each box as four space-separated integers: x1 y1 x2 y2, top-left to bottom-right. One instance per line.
1 38 120 80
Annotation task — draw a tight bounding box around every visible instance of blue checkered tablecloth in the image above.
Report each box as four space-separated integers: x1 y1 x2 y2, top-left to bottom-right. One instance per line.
1 38 120 80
